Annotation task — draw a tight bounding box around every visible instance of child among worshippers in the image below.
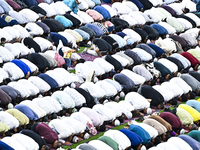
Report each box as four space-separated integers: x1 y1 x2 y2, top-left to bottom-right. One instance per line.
0 37 6 46
63 47 76 68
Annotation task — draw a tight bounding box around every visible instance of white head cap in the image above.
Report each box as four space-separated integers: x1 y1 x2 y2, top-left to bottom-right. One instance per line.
8 103 13 109
198 127 200 131
114 95 120 101
180 129 185 134
70 82 76 88
114 119 120 126
177 72 181 77
189 67 194 72
93 77 98 83
84 133 90 139
146 39 151 44
198 65 200 71
72 136 79 143
140 145 146 150
103 99 109 104
147 108 152 115
120 91 125 98
87 41 92 45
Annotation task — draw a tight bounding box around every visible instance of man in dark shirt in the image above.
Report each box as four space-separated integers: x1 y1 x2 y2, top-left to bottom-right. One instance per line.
31 122 61 149
21 129 50 150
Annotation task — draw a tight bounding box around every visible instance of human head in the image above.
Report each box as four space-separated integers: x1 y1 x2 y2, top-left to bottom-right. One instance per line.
97 124 106 131
112 119 120 126
157 103 164 109
41 145 50 150
53 140 62 148
76 0 81 4
170 98 177 105
188 124 198 130
152 137 161 145
1 37 6 44
117 115 124 123
179 94 188 102
7 103 13 109
131 110 142 118
144 108 152 115
146 142 154 149
188 91 196 99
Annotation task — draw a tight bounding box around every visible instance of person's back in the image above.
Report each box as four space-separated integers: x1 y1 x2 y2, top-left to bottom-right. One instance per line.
179 134 200 150
98 136 119 150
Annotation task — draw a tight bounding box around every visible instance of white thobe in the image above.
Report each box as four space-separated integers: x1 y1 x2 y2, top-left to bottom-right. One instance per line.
112 2 131 16
28 76 51 93
131 48 152 62
20 100 46 118
13 25 30 39
157 142 180 150
49 119 75 139
101 5 117 17
79 107 104 127
45 70 67 87
125 92 150 110
167 137 193 150
12 133 39 150
19 9 39 23
8 81 30 98
84 61 105 76
93 58 114 73
38 3 57 17
129 11 146 25
0 46 14 62
61 116 86 134
170 77 192 94
43 96 62 113
3 26 20 40
0 111 19 130
123 28 142 43
9 10 27 24
64 86 86 107
88 140 113 150
4 43 21 58
104 130 131 150
18 79 40 96
95 80 117 98
122 1 139 11
53 68 74 85
121 69 146 85
80 82 105 100
92 104 116 121
25 23 44 37
161 81 184 98
32 98 54 115
14 43 32 56
3 62 24 81
20 58 38 73
104 79 122 92
51 91 75 109
1 137 26 150
153 85 174 102
158 58 178 73
130 120 159 139
158 22 176 35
